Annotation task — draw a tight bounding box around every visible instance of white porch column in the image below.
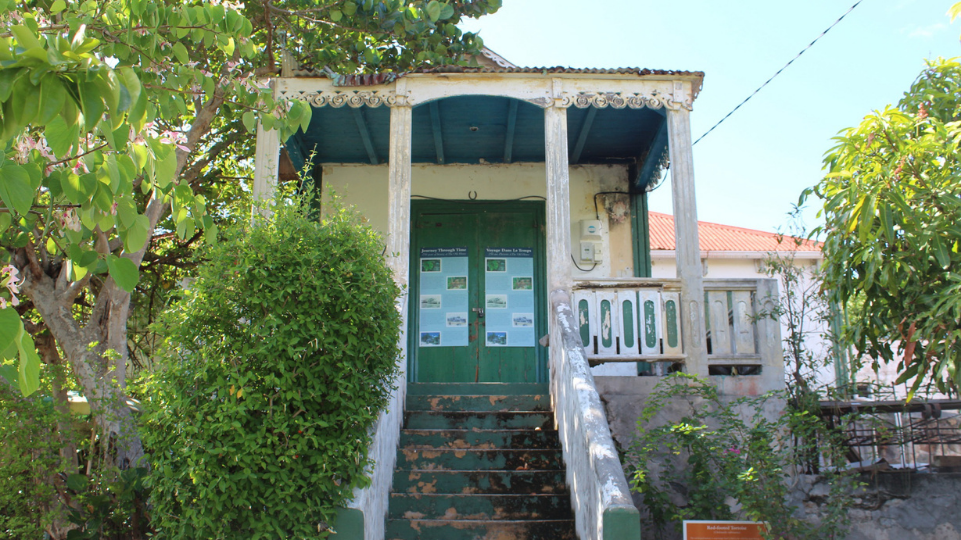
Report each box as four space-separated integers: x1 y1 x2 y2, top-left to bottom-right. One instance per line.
252 81 280 222
387 102 413 290
252 120 280 221
666 86 708 376
545 104 572 293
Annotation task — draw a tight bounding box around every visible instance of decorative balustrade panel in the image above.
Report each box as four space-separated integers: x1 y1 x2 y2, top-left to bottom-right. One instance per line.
572 280 684 364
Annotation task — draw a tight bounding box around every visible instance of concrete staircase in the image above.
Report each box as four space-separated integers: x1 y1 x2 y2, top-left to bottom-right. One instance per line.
386 383 576 540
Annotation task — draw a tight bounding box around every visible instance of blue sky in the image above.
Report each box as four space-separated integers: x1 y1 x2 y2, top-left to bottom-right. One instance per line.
461 0 961 234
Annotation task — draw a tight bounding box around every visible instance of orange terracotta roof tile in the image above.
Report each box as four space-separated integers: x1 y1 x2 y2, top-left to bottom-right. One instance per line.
649 212 822 253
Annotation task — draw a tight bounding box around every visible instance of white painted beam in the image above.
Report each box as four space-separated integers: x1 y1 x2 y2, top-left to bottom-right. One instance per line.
387 101 413 292
252 117 280 222
545 104 572 293
666 82 708 376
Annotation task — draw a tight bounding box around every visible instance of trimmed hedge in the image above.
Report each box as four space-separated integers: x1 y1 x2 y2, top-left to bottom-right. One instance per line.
143 201 401 539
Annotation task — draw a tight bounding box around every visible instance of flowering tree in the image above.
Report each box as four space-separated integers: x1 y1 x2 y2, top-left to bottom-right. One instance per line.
0 0 500 467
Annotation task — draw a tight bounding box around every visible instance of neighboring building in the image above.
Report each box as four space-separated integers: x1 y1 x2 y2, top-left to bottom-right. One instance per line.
252 49 785 540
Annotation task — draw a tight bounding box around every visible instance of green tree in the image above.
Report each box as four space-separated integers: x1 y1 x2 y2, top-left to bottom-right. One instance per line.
0 0 500 468
806 55 961 394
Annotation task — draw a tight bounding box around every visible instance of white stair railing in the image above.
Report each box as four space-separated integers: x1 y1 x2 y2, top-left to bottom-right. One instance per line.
550 290 641 540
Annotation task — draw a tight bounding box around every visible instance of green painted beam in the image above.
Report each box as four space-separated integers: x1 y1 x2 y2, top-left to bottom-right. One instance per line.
332 507 364 539
503 100 518 163
429 101 445 164
603 506 641 540
570 106 598 164
351 107 379 165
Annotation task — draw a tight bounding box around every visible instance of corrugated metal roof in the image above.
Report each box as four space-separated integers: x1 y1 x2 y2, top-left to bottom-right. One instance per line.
649 212 822 253
292 64 704 80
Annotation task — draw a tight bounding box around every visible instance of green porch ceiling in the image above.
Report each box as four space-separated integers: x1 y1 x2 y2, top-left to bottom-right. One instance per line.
285 95 667 191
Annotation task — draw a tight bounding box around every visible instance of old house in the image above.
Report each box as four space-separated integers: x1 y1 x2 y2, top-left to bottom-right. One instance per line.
252 49 785 540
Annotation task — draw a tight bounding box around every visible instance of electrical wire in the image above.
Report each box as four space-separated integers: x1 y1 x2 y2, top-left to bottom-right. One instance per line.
693 0 864 146
571 253 597 272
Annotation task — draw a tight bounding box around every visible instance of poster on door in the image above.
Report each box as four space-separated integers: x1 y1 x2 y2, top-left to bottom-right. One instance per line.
418 247 469 347
484 247 535 347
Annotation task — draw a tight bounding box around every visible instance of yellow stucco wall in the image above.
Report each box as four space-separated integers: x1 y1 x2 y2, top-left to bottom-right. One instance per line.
320 163 635 278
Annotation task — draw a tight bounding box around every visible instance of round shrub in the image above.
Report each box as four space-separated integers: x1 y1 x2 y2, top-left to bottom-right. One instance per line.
143 201 401 539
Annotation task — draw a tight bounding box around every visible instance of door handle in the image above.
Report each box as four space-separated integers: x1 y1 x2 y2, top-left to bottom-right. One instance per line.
472 307 485 319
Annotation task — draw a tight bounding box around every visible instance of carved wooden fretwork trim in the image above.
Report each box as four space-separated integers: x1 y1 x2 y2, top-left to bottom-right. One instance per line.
650 146 671 186
279 89 406 108
526 91 691 111
279 88 691 111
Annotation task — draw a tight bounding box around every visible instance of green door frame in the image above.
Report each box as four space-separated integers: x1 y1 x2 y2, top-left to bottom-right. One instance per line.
407 200 549 383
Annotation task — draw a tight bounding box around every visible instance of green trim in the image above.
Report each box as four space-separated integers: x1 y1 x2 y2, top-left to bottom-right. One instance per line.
408 200 549 383
631 192 652 375
331 507 364 539
603 507 641 540
630 191 651 278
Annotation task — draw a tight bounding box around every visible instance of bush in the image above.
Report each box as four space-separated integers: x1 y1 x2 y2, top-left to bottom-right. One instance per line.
143 199 401 539
0 394 63 539
627 374 855 540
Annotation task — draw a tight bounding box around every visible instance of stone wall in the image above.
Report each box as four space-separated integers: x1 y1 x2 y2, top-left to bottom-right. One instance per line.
793 472 961 540
596 378 961 540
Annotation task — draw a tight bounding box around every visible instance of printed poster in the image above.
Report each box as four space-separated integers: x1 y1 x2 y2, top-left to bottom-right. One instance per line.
418 247 469 347
484 247 535 347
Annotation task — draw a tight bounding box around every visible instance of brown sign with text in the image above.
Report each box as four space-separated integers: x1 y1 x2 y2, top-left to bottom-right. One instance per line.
683 521 766 540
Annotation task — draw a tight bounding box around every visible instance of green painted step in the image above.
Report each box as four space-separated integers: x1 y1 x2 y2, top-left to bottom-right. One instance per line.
393 470 568 495
401 429 560 450
385 518 576 540
404 411 553 430
406 394 551 412
388 493 573 520
407 383 549 396
398 448 562 471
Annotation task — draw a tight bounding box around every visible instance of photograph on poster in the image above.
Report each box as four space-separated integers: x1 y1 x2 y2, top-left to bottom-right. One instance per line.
486 258 506 272
420 295 442 309
421 259 441 272
447 276 467 290
446 313 468 327
486 331 507 346
512 313 534 327
420 332 441 346
486 294 508 309
512 277 532 290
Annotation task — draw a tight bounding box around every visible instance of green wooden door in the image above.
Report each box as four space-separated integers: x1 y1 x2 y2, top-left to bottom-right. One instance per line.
410 201 547 383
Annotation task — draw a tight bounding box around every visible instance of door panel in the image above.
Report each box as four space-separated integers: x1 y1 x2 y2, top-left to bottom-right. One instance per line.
411 202 546 384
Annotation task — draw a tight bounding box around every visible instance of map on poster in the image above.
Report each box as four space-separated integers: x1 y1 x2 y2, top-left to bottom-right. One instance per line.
484 247 535 347
418 247 469 347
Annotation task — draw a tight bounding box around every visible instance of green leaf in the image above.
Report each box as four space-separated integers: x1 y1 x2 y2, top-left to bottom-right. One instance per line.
439 4 454 19
426 1 442 21
0 308 23 356
124 214 150 253
242 111 256 133
107 254 139 292
172 42 189 64
154 147 177 189
40 75 68 125
330 9 343 22
45 116 78 159
0 364 16 387
17 333 40 397
0 163 35 216
933 235 950 269
11 25 43 53
79 81 104 132
66 474 89 492
50 0 67 13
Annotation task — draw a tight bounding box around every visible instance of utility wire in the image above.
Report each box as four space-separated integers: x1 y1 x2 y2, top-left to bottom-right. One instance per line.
693 0 864 146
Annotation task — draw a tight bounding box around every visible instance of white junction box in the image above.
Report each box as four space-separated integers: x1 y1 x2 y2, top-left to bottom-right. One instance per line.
580 219 603 240
580 241 597 262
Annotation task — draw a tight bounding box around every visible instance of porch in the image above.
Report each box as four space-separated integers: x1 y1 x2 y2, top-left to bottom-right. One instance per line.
251 67 783 540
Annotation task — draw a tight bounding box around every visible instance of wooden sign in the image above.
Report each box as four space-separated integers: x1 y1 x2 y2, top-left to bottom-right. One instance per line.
683 521 767 540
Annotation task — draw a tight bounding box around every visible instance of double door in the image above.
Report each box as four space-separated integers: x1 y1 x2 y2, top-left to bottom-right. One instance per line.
409 201 547 383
